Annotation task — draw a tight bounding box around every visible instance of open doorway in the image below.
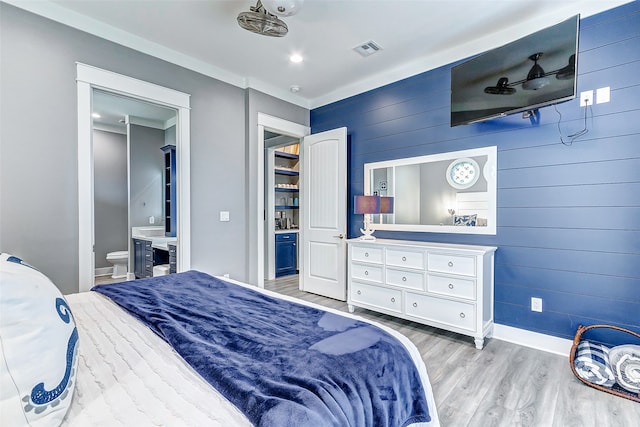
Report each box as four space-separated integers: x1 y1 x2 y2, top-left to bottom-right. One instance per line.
92 90 178 284
265 133 300 280
77 63 191 292
254 113 309 288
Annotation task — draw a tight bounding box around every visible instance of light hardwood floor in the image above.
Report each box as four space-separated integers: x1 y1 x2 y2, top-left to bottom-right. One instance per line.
265 275 640 427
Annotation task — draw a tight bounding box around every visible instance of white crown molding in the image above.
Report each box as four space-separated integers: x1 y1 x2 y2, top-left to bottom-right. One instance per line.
93 123 126 135
164 116 177 130
5 0 632 111
493 324 573 357
127 115 165 130
309 0 634 109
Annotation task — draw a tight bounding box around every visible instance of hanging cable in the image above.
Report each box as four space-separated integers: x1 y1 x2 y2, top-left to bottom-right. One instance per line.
555 99 590 146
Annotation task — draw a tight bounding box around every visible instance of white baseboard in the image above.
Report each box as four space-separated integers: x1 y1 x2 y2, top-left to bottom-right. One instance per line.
493 324 573 357
94 267 113 277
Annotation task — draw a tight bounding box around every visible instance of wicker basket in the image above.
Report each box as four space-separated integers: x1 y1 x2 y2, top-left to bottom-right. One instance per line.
569 324 640 403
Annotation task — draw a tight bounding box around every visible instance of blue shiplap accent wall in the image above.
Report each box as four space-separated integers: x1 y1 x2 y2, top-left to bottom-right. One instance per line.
311 2 640 342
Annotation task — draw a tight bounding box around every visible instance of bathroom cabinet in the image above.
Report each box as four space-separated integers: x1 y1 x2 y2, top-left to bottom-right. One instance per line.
161 145 177 237
133 238 153 279
168 243 177 274
275 232 297 277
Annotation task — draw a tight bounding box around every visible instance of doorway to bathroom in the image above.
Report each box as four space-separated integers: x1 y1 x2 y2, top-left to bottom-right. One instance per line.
92 90 178 284
77 63 191 292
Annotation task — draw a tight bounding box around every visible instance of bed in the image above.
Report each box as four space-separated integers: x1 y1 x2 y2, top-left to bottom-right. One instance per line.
1 254 440 427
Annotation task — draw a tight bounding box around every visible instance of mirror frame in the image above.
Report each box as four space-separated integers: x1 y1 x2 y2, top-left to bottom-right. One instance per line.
364 146 497 235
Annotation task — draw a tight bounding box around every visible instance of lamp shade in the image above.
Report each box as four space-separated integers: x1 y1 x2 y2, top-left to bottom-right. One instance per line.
379 197 394 214
354 195 380 214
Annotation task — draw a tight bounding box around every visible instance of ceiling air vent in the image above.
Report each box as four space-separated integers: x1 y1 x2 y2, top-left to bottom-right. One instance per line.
353 40 382 58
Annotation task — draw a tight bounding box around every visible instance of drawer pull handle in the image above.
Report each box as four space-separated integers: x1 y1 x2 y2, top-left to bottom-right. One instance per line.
402 256 407 261
448 261 454 267
391 297 396 303
357 290 362 295
413 302 418 308
365 252 369 257
364 271 369 276
459 312 466 318
448 283 454 289
402 276 407 282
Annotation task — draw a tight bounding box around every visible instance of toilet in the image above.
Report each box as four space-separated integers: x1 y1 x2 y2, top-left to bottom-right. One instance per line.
106 251 128 279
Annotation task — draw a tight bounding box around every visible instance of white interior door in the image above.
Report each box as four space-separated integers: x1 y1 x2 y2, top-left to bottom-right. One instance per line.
300 127 347 300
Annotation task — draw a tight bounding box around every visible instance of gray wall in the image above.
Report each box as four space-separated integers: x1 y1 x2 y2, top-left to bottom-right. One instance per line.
129 124 164 227
93 130 128 269
0 4 309 293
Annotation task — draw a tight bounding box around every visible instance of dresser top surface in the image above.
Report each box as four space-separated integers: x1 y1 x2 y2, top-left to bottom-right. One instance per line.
347 238 497 254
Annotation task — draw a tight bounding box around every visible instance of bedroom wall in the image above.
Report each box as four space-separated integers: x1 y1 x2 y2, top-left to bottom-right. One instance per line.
93 130 127 269
0 4 309 293
311 2 640 341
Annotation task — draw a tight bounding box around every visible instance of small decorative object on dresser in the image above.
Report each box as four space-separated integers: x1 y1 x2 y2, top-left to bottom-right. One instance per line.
347 238 497 349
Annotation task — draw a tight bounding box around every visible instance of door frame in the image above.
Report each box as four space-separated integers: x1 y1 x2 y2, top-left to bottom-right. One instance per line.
255 113 309 288
76 63 191 292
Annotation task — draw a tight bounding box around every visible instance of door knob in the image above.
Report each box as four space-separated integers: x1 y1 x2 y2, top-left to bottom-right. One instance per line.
333 233 345 239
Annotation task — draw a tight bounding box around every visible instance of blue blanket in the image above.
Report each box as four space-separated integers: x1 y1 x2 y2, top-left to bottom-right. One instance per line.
93 271 431 427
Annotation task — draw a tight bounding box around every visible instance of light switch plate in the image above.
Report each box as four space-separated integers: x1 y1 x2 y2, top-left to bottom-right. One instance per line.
596 86 610 104
220 211 230 222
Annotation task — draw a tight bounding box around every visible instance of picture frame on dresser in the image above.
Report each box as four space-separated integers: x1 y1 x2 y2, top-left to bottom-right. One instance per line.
347 238 497 349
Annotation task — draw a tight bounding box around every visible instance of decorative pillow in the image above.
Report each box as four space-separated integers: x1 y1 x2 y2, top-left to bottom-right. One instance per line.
573 340 616 387
453 214 477 226
608 344 640 392
0 254 79 426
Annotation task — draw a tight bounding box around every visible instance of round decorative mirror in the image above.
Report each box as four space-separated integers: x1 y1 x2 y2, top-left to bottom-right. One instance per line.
446 157 480 189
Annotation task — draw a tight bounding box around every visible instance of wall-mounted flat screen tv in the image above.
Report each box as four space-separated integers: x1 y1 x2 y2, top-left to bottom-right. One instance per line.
451 15 579 127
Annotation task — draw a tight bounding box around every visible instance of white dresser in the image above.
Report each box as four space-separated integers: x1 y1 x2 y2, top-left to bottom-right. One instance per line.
347 239 497 349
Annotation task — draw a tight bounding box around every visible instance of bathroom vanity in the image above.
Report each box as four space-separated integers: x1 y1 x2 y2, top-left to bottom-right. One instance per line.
131 226 177 279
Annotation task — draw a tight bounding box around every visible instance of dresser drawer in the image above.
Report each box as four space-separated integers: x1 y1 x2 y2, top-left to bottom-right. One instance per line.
386 248 425 270
386 268 424 290
351 246 383 264
427 274 475 300
405 293 475 332
351 282 402 314
428 253 476 276
351 263 383 283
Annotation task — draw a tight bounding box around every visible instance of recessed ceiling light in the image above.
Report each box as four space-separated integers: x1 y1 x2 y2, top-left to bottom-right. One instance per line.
289 54 303 63
91 113 101 118
290 85 301 93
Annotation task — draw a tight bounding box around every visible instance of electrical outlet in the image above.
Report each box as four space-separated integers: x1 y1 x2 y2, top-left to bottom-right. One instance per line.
220 211 230 222
531 297 543 312
580 90 593 107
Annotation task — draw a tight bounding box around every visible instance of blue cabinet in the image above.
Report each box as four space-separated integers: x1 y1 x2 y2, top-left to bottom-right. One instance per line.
168 243 177 274
275 233 297 277
133 238 153 279
161 145 177 237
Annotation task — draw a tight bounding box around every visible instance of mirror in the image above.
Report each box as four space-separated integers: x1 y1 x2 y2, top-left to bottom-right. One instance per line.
364 146 497 234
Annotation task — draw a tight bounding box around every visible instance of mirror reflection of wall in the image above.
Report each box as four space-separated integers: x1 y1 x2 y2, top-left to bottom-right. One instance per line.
93 130 128 271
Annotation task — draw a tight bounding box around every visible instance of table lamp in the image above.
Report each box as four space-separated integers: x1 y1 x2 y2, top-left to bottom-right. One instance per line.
354 195 380 240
